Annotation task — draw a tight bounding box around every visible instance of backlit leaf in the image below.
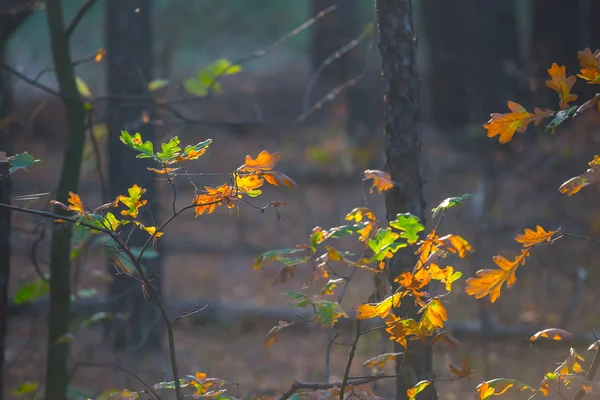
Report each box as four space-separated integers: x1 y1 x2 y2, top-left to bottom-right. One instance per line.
546 63 578 109
418 299 447 334
239 150 281 172
484 101 553 144
148 79 168 91
514 225 556 247
407 380 431 400
559 156 600 196
368 228 406 261
76 76 92 98
3 151 40 174
389 213 424 244
363 169 393 193
262 170 297 188
120 131 154 159
253 247 307 270
156 137 182 163
362 352 403 369
439 234 474 258
529 328 572 342
117 184 147 218
357 293 402 320
431 194 472 218
577 48 600 84
313 300 347 328
465 249 529 302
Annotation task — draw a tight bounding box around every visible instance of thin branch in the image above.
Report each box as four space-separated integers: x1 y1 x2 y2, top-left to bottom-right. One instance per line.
65 0 100 38
0 63 61 97
340 320 362 400
172 303 210 325
86 111 108 202
573 330 600 400
276 373 384 400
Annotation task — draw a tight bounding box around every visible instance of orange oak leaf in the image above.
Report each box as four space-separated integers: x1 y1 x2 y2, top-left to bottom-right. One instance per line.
559 156 600 196
577 48 600 84
239 150 281 172
476 381 513 399
484 101 553 144
514 225 556 247
449 356 472 378
261 170 297 188
418 299 448 334
235 174 264 195
546 63 578 109
465 249 530 303
363 169 393 193
356 293 401 320
193 184 237 216
439 234 474 258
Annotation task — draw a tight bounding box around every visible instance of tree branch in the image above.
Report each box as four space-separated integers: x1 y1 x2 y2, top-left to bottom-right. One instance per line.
65 0 100 38
277 374 385 400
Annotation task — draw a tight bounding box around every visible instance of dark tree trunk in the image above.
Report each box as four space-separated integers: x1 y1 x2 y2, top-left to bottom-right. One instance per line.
45 0 88 398
104 0 162 350
375 1 435 399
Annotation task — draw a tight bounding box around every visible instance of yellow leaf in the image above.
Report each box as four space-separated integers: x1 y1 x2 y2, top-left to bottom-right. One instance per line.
439 234 474 258
418 299 447 334
116 184 147 218
577 48 600 83
407 380 431 400
193 184 237 216
147 167 180 175
362 352 403 369
95 48 106 62
484 101 552 144
363 169 393 193
465 249 529 303
514 225 556 247
356 293 401 320
67 192 86 215
546 63 578 109
76 76 92 98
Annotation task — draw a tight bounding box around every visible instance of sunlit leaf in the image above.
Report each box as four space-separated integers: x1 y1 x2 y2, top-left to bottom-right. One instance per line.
529 328 572 342
239 150 281 173
262 170 297 188
577 48 600 84
546 63 578 109
313 300 347 328
389 213 424 244
559 156 600 196
363 169 393 193
465 249 529 303
253 247 307 270
119 131 154 159
484 101 553 144
76 76 92 98
431 194 472 218
362 352 403 369
368 228 406 261
156 137 182 163
2 151 40 174
407 380 431 400
439 234 474 259
357 293 402 320
148 79 168 91
116 184 147 218
418 299 447 334
514 225 557 247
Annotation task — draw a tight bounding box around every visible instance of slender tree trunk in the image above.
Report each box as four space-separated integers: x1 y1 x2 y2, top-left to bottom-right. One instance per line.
104 0 162 350
375 1 435 399
44 0 87 399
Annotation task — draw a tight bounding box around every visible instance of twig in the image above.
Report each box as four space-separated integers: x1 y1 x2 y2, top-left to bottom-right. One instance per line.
86 111 108 202
171 303 210 324
573 330 600 400
276 373 384 400
65 0 100 38
340 320 362 400
0 63 61 97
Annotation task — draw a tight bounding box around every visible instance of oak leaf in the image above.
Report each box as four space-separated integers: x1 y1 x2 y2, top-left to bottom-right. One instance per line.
465 249 529 303
239 150 280 172
261 170 297 188
116 185 148 218
484 101 552 144
363 169 393 193
406 380 430 400
546 63 578 109
449 357 472 378
514 225 556 247
418 299 447 334
577 48 600 84
362 352 403 369
357 293 401 320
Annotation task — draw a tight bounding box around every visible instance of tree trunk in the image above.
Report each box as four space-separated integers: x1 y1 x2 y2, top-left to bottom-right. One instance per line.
375 1 435 399
44 0 87 398
104 0 162 350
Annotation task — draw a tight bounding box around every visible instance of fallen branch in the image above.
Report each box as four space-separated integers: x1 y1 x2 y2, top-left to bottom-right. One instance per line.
276 374 385 400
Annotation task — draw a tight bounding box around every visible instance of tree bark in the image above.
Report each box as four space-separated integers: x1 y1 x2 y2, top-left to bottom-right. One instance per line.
44 0 87 399
375 1 435 399
104 0 162 350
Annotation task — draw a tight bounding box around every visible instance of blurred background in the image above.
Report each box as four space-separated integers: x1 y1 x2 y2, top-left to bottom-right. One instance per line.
3 0 600 399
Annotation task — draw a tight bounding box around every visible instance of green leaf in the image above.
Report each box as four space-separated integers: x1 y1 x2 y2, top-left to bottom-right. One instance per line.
252 248 307 270
76 76 92 98
13 278 49 304
5 152 40 174
285 291 310 308
147 79 168 91
431 194 472 218
313 300 347 328
183 78 208 96
12 382 38 397
183 139 212 157
209 58 243 76
407 380 431 400
368 228 406 261
81 311 113 328
389 213 424 244
156 137 182 163
545 106 577 134
119 131 154 159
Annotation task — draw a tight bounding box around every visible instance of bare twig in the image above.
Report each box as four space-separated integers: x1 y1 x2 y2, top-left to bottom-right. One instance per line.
0 63 61 97
171 303 210 325
573 330 600 400
65 0 100 38
340 320 362 400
